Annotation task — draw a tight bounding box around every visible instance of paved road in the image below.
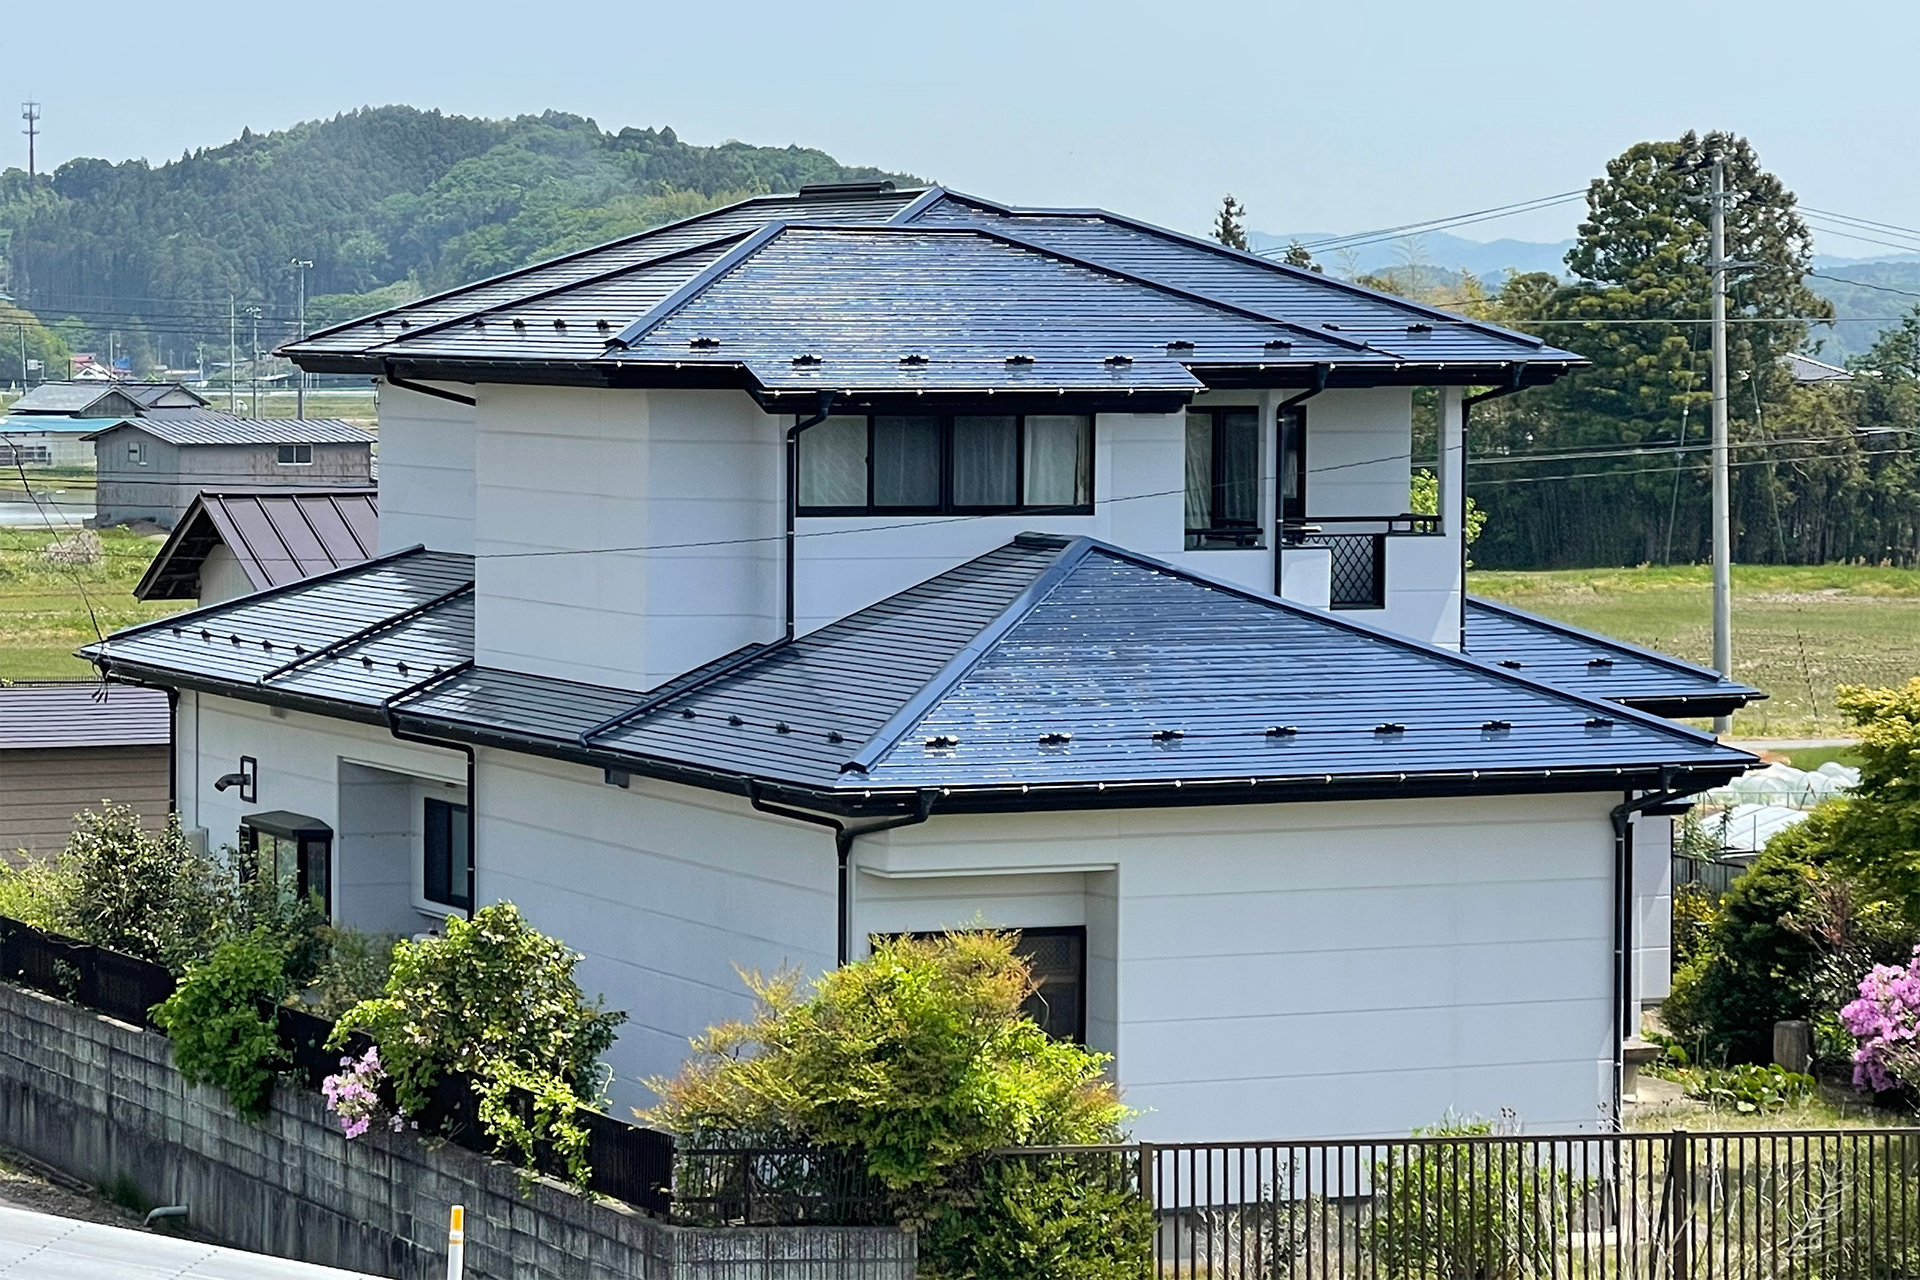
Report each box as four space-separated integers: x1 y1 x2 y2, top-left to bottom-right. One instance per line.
0 1205 386 1278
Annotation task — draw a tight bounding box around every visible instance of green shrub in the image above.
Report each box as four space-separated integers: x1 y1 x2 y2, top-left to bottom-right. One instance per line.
151 930 290 1118
1370 1119 1587 1280
331 902 624 1186
302 926 396 1021
1671 882 1717 970
1680 1063 1816 1114
918 1154 1154 1280
648 931 1134 1280
54 806 229 974
0 856 70 931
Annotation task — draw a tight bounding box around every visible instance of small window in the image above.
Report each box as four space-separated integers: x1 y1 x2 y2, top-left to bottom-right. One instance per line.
798 414 1093 515
240 812 332 916
277 443 313 465
1185 407 1264 549
128 440 145 466
1279 405 1307 525
423 797 471 912
885 927 1086 1043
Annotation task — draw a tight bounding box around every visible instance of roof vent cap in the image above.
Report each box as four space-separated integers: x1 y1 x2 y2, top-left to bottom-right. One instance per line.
1482 719 1512 733
396 661 409 675
361 656 374 668
1322 322 1342 330
399 319 412 329
792 354 823 367
1265 725 1298 738
1037 731 1073 747
261 640 273 651
1105 354 1134 367
1151 728 1184 743
1587 656 1615 668
924 734 960 750
728 714 744 727
899 354 929 366
774 721 791 734
689 337 720 349
595 319 611 332
511 318 526 330
1166 340 1195 352
1585 716 1615 730
1499 659 1524 669
1264 338 1292 350
552 319 567 331
472 318 486 329
826 730 845 744
1407 323 1434 334
679 708 696 719
1005 354 1035 366
1374 722 1406 735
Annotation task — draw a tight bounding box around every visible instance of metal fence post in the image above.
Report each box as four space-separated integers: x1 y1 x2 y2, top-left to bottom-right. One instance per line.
1667 1129 1691 1280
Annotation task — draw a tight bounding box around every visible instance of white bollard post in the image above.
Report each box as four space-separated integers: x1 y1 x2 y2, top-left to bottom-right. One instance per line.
445 1204 465 1280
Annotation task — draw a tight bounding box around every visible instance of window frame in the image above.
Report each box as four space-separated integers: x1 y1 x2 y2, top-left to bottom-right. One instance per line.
238 815 332 917
276 443 313 466
797 413 1094 517
1185 406 1267 550
880 925 1088 1044
127 440 145 466
422 796 473 914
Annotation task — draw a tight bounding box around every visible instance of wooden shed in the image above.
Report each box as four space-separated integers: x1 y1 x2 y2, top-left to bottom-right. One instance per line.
0 684 171 861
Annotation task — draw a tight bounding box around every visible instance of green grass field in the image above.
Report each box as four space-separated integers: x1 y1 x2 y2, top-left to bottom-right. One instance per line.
0 527 189 681
1470 564 1920 738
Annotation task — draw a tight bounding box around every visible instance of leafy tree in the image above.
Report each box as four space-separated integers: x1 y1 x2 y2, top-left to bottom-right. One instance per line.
52 805 228 975
151 930 292 1118
1792 679 1920 917
1213 194 1248 250
1283 240 1320 272
331 902 625 1184
649 932 1138 1280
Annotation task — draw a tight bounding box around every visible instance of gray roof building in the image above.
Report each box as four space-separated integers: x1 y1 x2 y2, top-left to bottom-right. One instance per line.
8 381 207 417
136 488 380 602
0 683 171 859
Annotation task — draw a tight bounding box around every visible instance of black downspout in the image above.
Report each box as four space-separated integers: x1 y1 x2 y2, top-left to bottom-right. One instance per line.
746 783 937 965
1608 767 1684 1128
1271 366 1330 597
1456 367 1528 648
784 391 840 642
165 687 178 816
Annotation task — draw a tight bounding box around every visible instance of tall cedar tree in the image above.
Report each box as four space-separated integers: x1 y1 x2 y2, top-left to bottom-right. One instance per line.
1214 194 1249 250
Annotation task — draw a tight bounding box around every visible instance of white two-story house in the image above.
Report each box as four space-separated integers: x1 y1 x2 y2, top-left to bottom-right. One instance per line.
87 183 1758 1140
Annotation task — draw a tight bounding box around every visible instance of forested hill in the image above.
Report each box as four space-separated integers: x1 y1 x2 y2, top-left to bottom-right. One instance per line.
0 107 919 367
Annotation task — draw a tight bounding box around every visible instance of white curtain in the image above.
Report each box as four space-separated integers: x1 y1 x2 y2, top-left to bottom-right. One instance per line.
953 415 1018 506
799 416 868 508
1184 412 1213 533
873 415 941 507
1024 415 1091 507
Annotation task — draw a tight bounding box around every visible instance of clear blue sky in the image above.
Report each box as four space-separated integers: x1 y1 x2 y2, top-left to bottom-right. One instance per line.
11 0 1917 256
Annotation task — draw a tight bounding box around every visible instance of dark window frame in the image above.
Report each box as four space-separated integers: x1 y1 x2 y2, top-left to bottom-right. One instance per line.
276 443 313 465
1186 406 1266 550
423 796 473 913
239 816 332 917
798 413 1095 517
1278 404 1307 525
881 925 1088 1044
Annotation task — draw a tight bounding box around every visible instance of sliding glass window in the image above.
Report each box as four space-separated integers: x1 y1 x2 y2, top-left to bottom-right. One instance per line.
1185 407 1264 549
798 413 1093 515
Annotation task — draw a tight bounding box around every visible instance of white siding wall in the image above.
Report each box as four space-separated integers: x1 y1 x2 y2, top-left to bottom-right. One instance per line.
854 793 1619 1140
472 385 781 690
1634 816 1675 1006
196 543 255 603
377 380 476 555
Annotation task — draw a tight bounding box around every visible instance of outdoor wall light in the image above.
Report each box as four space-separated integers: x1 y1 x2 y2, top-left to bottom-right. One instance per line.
214 756 258 803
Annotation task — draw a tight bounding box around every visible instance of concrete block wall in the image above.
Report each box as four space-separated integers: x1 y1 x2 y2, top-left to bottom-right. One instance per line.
0 982 914 1280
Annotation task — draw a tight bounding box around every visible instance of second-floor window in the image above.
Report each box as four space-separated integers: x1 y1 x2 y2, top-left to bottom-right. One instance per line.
798 414 1092 515
1185 407 1263 549
277 444 313 465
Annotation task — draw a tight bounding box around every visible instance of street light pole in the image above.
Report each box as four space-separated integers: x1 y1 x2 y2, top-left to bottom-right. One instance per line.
1709 157 1733 735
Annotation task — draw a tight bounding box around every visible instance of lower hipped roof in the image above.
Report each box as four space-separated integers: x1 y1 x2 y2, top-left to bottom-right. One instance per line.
1463 598 1764 719
81 411 375 447
87 540 1753 813
0 683 170 750
135 489 379 600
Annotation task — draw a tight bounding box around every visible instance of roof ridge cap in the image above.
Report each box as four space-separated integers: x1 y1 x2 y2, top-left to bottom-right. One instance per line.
840 537 1096 774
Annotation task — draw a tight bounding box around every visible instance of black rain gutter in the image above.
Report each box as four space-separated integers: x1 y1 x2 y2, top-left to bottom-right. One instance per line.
745 781 937 965
1271 368 1331 597
785 391 840 641
384 367 477 407
1608 768 1691 1129
1457 366 1530 648
383 661 480 921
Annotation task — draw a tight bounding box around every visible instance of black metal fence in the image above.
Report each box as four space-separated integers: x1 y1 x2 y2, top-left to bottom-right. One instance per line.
0 914 675 1214
990 1130 1920 1279
671 1145 890 1226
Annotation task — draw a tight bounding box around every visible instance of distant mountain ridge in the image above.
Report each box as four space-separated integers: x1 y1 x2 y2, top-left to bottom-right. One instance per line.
0 106 919 370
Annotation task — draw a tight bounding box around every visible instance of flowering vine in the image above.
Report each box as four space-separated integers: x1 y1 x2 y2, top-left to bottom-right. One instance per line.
321 1046 410 1139
1839 945 1920 1094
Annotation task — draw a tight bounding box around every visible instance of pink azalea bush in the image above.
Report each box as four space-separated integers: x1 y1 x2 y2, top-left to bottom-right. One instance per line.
321 1046 409 1139
1839 945 1920 1094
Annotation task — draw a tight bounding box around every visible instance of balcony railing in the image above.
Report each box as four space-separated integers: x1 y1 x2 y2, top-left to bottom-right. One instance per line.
1280 514 1440 610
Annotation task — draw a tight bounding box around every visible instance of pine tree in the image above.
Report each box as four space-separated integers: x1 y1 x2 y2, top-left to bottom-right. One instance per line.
1214 195 1248 250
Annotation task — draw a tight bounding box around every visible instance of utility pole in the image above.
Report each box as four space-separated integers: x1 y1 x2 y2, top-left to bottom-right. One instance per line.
20 102 38 178
246 306 261 415
1709 156 1733 734
228 296 237 413
290 258 313 419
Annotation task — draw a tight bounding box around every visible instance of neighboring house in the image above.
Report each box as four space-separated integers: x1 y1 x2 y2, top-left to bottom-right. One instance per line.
87 183 1758 1141
8 381 209 418
0 683 171 860
1784 352 1853 384
136 489 379 604
0 416 124 468
84 412 375 529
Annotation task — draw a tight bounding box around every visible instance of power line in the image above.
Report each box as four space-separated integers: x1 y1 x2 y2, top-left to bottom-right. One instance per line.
1806 272 1920 301
1801 207 1920 241
1468 443 1913 487
1275 191 1588 259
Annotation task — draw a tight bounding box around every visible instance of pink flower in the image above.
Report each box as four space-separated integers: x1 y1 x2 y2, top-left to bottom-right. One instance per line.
321 1047 405 1140
1841 945 1920 1094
